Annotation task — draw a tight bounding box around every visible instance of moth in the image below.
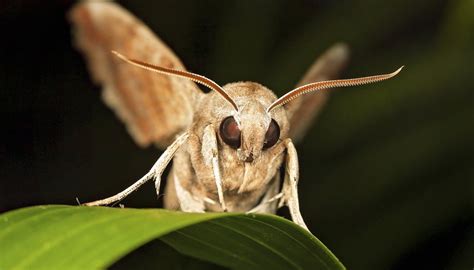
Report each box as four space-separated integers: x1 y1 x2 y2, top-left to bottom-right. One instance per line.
69 2 401 230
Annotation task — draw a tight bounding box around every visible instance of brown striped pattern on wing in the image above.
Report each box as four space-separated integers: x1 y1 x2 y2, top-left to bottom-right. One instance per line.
69 2 203 148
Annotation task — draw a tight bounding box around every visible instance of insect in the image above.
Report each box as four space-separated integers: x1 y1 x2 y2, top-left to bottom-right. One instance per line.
69 2 402 231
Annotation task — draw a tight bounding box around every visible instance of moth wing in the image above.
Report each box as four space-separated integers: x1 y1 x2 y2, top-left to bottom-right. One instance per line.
286 43 350 142
69 2 203 148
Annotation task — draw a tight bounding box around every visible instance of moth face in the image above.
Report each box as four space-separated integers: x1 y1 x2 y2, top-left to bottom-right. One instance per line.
219 112 280 163
215 82 288 163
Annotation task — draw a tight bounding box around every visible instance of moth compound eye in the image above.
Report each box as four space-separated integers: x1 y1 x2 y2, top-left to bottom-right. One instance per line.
219 116 241 149
263 119 280 150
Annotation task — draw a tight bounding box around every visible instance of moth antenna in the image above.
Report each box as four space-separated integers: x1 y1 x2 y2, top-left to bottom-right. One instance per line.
111 50 238 111
267 66 404 112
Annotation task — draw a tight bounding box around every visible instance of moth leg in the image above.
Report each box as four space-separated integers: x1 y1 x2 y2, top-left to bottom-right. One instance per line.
83 133 189 206
280 139 309 231
202 125 227 211
212 155 226 211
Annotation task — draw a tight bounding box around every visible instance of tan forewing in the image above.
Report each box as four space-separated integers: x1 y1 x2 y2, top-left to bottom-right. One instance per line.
69 2 203 148
285 43 350 142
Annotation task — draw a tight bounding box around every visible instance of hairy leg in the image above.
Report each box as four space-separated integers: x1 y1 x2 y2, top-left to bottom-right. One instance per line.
280 139 309 231
83 133 189 206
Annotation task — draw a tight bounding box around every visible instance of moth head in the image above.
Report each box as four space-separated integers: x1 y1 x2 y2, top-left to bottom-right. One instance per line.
221 116 279 151
216 82 287 163
111 51 402 162
220 116 280 162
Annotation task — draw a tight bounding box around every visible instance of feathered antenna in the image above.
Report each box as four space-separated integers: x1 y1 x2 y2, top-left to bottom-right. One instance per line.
267 66 404 112
111 51 239 111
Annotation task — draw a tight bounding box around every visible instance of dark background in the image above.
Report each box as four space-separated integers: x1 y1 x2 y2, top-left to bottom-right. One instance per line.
1 0 473 269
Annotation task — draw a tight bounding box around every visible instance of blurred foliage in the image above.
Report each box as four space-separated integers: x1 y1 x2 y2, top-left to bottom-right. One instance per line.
0 0 473 269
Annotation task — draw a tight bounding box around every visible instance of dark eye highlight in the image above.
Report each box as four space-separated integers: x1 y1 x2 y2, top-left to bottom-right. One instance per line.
263 119 280 149
219 116 241 149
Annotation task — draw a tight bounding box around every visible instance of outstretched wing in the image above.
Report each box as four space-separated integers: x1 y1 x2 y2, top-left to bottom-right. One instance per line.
69 2 203 148
286 43 350 142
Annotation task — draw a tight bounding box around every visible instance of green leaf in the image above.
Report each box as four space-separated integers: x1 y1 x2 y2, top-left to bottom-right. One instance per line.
0 205 344 270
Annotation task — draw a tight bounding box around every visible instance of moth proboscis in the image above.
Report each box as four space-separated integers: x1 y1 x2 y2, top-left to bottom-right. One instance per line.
69 2 402 231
